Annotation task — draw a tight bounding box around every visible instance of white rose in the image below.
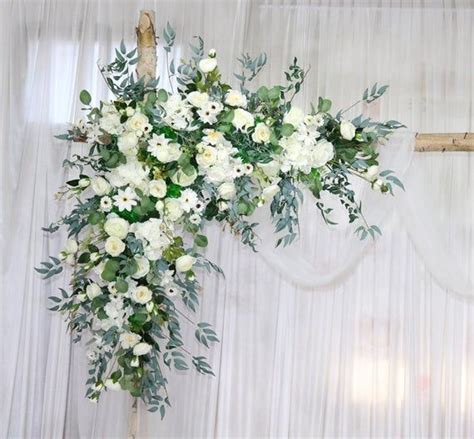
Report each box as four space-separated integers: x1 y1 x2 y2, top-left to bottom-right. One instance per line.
165 198 184 222
206 166 227 183
340 120 356 141
132 256 150 279
175 255 196 272
261 184 280 202
283 106 305 127
126 113 149 132
86 283 102 300
312 139 335 168
365 165 379 181
218 182 236 200
104 236 125 257
252 123 271 143
120 332 141 349
117 132 139 156
104 217 129 239
91 177 111 196
133 342 152 356
199 58 217 73
153 143 181 163
196 145 217 168
232 108 254 131
132 285 152 304
171 168 197 187
64 239 78 254
105 379 122 391
187 91 209 108
225 90 247 108
149 179 167 198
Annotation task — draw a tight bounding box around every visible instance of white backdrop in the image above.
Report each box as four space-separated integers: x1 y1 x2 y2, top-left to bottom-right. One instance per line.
1 0 474 438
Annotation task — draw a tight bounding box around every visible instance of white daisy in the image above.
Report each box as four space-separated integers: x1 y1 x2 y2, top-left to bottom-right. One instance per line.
165 285 180 297
179 189 198 212
100 196 113 212
189 213 201 225
113 187 137 212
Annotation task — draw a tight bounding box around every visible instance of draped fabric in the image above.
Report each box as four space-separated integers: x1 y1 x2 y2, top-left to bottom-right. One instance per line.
1 0 473 437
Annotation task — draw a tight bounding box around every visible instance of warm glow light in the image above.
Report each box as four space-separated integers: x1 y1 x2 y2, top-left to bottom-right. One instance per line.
351 356 405 406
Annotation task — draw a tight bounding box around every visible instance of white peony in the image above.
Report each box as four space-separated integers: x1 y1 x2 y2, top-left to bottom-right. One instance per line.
86 283 102 300
126 112 149 132
132 285 152 304
252 123 271 143
187 91 209 108
133 342 152 356
175 254 196 272
340 120 356 141
165 198 184 221
105 236 126 257
149 179 167 198
199 58 217 73
225 90 247 108
91 177 111 196
218 182 236 200
104 217 129 239
283 106 305 127
312 139 335 168
120 332 141 349
117 132 139 156
170 168 197 187
232 108 254 131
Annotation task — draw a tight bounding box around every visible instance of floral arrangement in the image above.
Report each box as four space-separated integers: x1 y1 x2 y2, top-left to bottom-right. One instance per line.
37 25 403 416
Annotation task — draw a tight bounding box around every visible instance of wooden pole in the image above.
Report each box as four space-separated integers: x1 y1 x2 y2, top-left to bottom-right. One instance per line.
414 133 474 152
136 10 157 81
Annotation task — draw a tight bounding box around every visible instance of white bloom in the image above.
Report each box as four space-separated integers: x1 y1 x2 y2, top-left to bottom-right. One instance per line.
77 293 87 303
365 165 379 181
132 256 150 279
125 107 135 117
340 120 356 141
312 139 335 168
206 166 228 183
105 236 126 257
202 129 224 145
148 134 181 163
373 178 384 192
105 379 121 391
160 269 175 287
196 145 218 168
149 179 167 198
197 101 223 125
199 58 217 73
131 357 140 367
170 168 197 187
108 158 149 188
232 108 254 131
165 285 180 297
225 89 247 108
108 282 118 295
133 342 152 356
104 217 129 239
208 48 216 57
283 106 305 127
126 112 149 132
179 189 198 212
79 178 90 188
132 285 152 304
64 239 78 254
120 332 141 349
218 182 236 200
155 200 164 212
100 196 113 212
164 198 184 222
117 132 139 156
261 184 280 202
252 123 271 143
175 255 196 272
86 283 102 300
187 91 209 108
113 187 137 212
218 201 229 211
91 177 111 196
189 213 201 225
99 112 123 135
259 160 281 178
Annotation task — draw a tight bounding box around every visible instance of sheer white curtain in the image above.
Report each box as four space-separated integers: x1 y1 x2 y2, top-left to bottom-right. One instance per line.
1 0 473 438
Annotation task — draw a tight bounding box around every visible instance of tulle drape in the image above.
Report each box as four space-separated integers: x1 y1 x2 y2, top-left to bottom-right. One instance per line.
1 1 473 438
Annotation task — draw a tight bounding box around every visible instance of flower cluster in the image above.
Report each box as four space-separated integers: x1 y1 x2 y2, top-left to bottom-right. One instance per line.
38 29 403 416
